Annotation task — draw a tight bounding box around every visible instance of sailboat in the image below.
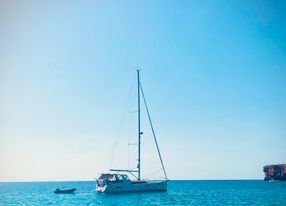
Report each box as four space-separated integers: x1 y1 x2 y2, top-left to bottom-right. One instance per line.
96 70 168 193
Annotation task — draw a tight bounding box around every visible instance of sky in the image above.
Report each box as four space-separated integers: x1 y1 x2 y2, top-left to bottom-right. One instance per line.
0 0 286 182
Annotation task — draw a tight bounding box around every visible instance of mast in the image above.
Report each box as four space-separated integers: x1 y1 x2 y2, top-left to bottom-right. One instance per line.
137 69 141 180
111 70 167 182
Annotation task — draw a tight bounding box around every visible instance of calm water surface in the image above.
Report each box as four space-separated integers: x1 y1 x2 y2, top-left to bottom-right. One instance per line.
0 180 285 205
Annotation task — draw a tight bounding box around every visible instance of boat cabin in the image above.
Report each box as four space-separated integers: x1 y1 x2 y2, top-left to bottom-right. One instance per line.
97 173 130 186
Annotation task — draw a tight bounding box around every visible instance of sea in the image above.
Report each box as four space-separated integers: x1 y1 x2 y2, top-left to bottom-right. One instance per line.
0 180 285 206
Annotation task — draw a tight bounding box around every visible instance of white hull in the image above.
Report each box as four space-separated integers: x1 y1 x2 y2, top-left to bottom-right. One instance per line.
96 180 167 193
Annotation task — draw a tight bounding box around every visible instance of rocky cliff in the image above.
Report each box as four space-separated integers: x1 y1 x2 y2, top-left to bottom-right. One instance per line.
263 164 286 181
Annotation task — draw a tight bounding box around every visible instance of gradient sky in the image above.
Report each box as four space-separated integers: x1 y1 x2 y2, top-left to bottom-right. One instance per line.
1 0 286 182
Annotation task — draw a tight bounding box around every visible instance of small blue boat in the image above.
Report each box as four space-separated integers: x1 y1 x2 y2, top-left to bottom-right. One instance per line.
54 188 76 194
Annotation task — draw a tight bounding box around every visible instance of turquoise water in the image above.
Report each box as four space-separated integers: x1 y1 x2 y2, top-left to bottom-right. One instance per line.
0 180 285 205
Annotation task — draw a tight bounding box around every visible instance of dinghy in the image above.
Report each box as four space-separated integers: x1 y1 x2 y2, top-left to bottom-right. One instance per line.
54 188 76 194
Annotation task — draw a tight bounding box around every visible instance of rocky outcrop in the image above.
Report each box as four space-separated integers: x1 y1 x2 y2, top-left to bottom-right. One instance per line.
263 164 286 181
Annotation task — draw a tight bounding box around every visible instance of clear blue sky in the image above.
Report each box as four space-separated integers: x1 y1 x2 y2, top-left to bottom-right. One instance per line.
0 0 285 181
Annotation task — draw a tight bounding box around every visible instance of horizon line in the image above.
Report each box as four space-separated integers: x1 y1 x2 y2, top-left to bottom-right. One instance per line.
0 178 263 183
